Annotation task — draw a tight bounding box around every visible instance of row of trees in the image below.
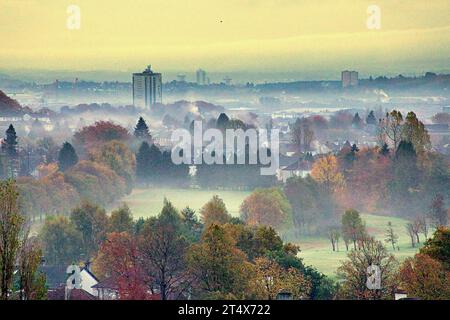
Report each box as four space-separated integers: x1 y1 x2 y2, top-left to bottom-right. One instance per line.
38 195 336 300
337 227 450 300
0 180 46 300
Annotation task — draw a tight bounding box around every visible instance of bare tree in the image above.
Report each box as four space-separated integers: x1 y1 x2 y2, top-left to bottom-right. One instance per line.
412 218 422 244
419 216 429 240
384 222 398 250
405 223 416 248
378 110 403 151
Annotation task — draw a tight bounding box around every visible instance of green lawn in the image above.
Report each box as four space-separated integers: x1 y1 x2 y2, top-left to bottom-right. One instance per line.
121 187 421 277
121 187 251 218
297 214 423 277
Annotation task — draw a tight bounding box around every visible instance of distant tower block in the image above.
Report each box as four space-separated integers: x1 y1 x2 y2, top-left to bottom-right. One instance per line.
132 65 162 109
196 69 207 85
177 74 186 82
223 77 232 85
341 70 359 88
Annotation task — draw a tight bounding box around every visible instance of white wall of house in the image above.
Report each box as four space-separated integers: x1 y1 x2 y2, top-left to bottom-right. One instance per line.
80 269 98 296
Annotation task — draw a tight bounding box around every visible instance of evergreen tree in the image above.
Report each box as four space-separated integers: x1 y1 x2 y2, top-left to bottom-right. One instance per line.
216 113 230 130
58 142 78 172
379 143 390 156
136 141 162 186
1 124 19 178
352 113 362 128
2 124 18 156
366 110 377 125
134 117 152 140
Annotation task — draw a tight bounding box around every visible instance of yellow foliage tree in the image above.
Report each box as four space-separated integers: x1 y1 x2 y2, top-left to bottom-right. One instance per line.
311 154 344 193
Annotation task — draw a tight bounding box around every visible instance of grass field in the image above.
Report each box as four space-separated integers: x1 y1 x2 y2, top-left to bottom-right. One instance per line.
122 188 421 277
122 187 251 218
297 214 422 277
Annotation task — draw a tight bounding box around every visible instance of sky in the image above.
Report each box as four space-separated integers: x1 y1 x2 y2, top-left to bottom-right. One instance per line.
0 0 449 79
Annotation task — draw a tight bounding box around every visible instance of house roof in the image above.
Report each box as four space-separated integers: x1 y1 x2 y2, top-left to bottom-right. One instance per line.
282 160 312 171
279 153 300 167
39 264 99 289
81 267 99 282
47 286 98 300
92 276 119 290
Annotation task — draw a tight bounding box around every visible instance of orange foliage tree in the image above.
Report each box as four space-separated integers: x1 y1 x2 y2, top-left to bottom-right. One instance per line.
399 253 450 299
240 188 292 230
73 121 130 152
311 154 344 193
94 232 150 300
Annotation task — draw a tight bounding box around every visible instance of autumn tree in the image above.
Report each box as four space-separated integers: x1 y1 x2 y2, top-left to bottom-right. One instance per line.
200 195 232 227
337 237 398 300
240 188 292 230
17 236 47 300
341 209 366 250
250 257 311 300
94 232 148 299
384 222 398 250
40 216 83 265
63 160 126 207
73 121 130 151
378 110 403 151
420 227 450 270
401 111 431 153
140 199 190 300
109 204 134 233
70 201 109 258
0 180 24 299
58 142 78 172
311 154 344 193
90 140 136 193
187 224 253 299
428 194 448 228
284 176 331 235
399 253 450 299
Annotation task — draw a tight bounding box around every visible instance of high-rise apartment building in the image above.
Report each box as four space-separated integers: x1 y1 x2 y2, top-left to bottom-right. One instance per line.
341 70 359 88
196 69 207 85
133 65 162 109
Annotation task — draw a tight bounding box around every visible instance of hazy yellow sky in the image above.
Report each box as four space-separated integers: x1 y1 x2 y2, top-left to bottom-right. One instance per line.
1 0 449 74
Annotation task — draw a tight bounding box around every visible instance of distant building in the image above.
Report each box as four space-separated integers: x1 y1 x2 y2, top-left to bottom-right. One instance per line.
177 74 186 82
196 69 207 85
443 106 450 114
132 65 162 109
223 77 232 85
341 70 359 88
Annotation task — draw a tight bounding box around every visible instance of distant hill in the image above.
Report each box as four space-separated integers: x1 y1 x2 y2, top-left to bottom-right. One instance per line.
0 90 24 115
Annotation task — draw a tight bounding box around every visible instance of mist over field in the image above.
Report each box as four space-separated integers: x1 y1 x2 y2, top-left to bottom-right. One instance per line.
0 0 449 304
